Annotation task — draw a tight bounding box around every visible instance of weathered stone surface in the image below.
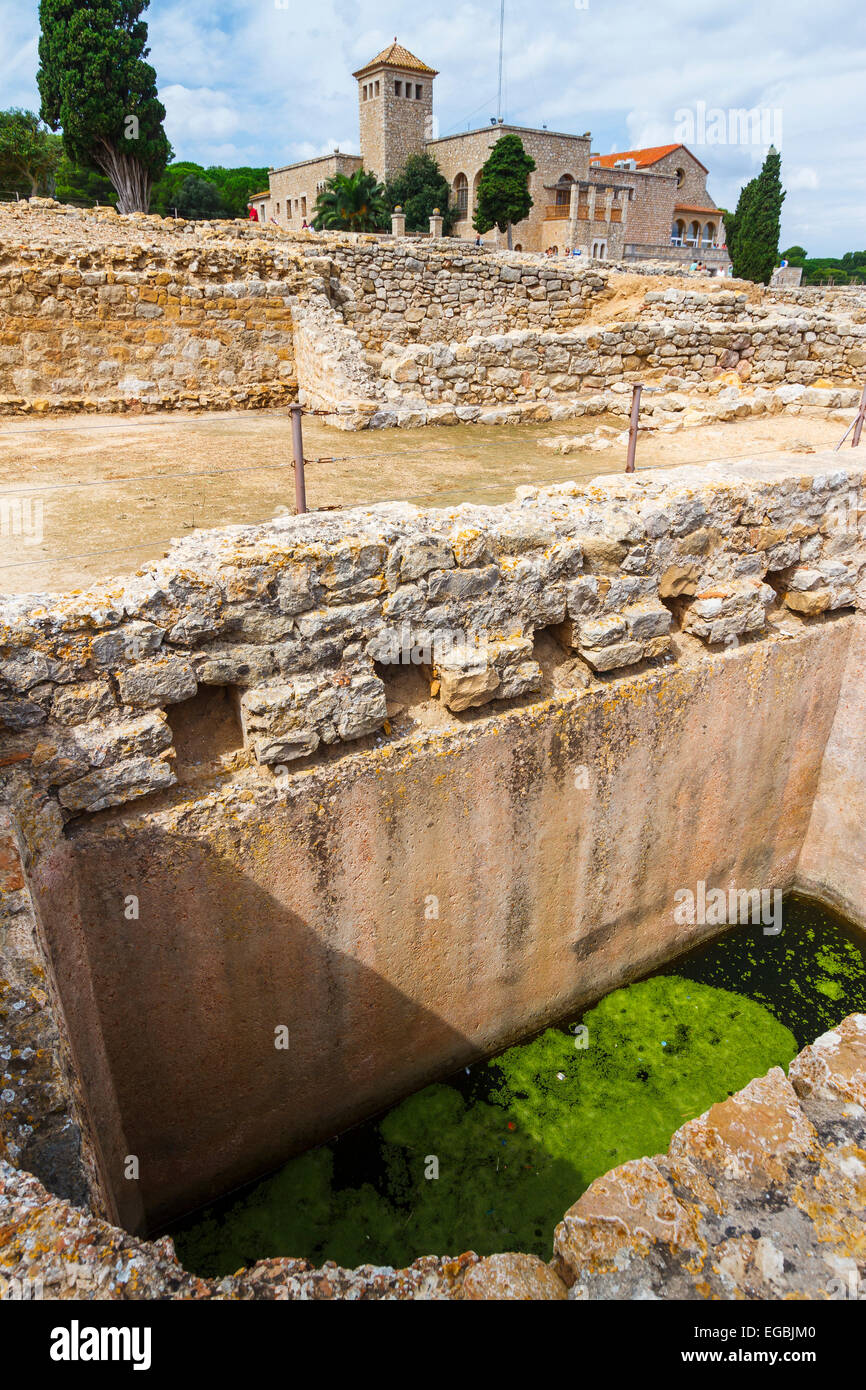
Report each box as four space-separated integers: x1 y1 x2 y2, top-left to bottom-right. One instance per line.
462 1252 568 1300
437 654 500 711
116 657 197 708
552 1018 866 1301
788 1014 866 1107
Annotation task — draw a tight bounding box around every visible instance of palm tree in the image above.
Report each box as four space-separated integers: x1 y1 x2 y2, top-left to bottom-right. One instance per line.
313 168 388 232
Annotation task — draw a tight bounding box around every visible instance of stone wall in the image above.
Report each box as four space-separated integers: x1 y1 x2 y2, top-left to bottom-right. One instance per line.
327 238 608 348
379 306 866 409
0 203 318 411
0 203 863 423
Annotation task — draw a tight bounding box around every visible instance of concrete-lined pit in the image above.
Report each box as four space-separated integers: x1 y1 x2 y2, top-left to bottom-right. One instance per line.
20 616 858 1231
168 893 866 1275
3 455 866 1274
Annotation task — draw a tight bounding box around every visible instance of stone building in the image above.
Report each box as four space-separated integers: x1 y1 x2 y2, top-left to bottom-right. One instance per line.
252 39 730 270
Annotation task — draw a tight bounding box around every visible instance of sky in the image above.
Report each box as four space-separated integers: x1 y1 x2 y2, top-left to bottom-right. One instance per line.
1 0 863 255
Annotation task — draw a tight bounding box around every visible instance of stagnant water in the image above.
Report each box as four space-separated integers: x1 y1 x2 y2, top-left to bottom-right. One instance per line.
171 894 866 1276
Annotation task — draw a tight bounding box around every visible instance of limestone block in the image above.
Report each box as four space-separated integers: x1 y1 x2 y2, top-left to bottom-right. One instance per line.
462 1253 568 1300
659 564 701 598
783 588 833 616
50 680 117 725
578 614 627 648
33 711 176 810
116 657 197 708
624 603 672 641
489 636 542 700
578 638 644 673
684 582 775 644
436 646 500 712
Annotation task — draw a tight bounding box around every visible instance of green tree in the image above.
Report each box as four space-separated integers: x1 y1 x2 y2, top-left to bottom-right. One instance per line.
205 166 270 219
37 0 171 214
149 161 208 216
472 133 536 248
730 147 785 284
54 151 117 205
173 174 225 220
0 109 63 196
313 168 388 232
781 245 807 266
384 153 456 234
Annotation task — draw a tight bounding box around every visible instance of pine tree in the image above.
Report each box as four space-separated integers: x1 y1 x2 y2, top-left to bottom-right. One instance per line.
472 133 536 247
730 147 785 284
38 0 171 214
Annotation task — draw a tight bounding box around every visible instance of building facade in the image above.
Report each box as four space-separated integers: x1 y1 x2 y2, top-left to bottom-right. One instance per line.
253 40 730 270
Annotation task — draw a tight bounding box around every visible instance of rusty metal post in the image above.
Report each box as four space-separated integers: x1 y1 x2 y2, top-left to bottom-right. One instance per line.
852 382 866 448
290 402 307 514
625 383 642 472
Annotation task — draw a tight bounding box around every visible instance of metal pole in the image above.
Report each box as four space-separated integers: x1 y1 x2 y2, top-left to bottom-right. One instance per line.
625 383 642 472
497 0 505 122
852 382 866 448
290 403 307 514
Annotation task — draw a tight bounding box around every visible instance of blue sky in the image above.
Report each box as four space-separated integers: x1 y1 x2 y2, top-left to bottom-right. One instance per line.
2 0 863 254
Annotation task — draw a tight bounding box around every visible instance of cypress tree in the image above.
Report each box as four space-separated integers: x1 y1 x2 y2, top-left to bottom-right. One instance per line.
472 133 536 248
730 147 785 284
38 0 171 213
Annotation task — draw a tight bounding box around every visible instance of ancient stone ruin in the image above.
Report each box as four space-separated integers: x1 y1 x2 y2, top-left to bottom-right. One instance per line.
2 442 866 1298
2 199 866 1303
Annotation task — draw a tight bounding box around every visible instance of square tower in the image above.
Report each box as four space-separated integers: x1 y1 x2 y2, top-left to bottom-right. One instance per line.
353 40 438 182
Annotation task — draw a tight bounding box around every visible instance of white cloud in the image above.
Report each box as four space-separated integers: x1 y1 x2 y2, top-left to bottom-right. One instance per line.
787 166 820 192
160 86 242 144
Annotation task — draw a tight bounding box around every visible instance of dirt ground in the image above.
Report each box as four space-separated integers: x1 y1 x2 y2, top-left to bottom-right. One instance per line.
0 407 852 596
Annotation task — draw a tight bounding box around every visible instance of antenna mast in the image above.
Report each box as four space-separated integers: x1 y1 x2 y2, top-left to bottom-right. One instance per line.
497 0 505 122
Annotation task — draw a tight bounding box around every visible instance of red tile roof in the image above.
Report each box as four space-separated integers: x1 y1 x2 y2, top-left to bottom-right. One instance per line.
590 144 708 175
353 41 438 79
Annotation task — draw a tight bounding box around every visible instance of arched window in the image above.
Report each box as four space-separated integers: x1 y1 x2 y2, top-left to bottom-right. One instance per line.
688 220 701 246
453 173 469 220
702 221 716 247
676 167 685 188
555 173 574 207
671 219 685 246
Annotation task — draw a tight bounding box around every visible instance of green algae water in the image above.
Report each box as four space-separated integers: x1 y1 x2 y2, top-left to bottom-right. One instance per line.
171 893 866 1276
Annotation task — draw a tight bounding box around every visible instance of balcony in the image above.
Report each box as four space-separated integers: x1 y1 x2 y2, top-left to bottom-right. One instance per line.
544 204 571 220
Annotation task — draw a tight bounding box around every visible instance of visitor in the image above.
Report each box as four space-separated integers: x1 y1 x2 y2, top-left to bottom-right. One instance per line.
301 219 310 231
247 203 259 222
475 234 482 247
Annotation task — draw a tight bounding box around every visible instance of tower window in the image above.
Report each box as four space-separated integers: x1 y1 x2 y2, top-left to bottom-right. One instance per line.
375 80 380 95
416 85 423 99
363 85 368 100
395 80 402 96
